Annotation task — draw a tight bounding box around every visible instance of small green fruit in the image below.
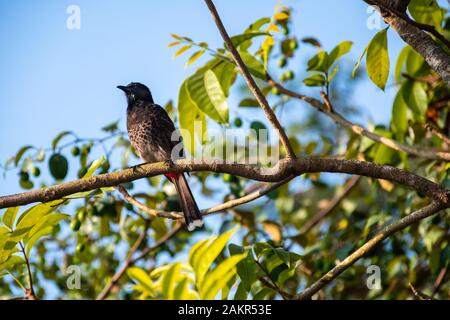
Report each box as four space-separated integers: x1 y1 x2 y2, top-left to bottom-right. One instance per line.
49 154 69 180
70 219 81 231
71 146 80 156
277 57 287 68
234 117 243 127
289 39 298 50
284 70 295 80
19 171 30 181
77 167 88 178
223 173 232 183
76 243 85 253
32 167 41 177
271 87 281 96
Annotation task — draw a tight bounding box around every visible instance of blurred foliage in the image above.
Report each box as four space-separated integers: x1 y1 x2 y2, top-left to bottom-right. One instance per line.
1 2 450 300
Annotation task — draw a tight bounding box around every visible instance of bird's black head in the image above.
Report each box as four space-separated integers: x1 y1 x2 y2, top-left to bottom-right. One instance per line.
117 82 154 105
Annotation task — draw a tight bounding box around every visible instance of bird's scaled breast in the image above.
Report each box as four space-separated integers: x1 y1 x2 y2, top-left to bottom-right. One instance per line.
127 111 164 163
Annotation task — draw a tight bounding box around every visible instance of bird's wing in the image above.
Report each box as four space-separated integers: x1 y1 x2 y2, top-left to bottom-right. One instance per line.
145 103 184 158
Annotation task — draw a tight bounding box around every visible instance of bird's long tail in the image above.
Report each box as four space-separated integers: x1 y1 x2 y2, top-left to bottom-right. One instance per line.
168 173 203 232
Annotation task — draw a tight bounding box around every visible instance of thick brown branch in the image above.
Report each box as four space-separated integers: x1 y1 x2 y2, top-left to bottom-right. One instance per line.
203 0 296 160
364 0 450 85
268 78 450 161
1 158 449 209
295 202 446 300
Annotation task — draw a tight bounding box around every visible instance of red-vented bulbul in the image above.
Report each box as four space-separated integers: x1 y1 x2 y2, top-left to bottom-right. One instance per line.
118 82 203 231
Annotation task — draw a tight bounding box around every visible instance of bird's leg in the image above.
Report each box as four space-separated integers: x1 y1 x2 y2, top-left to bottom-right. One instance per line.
164 159 175 168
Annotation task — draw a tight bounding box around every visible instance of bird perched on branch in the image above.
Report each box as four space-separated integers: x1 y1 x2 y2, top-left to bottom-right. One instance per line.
118 82 203 231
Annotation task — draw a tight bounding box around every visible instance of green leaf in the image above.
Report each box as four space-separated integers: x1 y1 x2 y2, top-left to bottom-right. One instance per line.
366 28 390 90
174 45 192 58
26 213 68 241
161 262 181 299
234 281 248 300
395 46 410 81
200 253 247 299
229 32 268 48
303 73 326 87
15 201 62 230
25 226 53 256
409 0 443 31
173 277 197 300
127 267 154 294
213 61 236 97
191 227 239 288
406 48 426 76
52 131 73 151
327 40 353 69
307 51 328 72
0 255 24 271
391 87 408 141
178 79 207 155
186 71 228 124
83 155 106 178
2 207 19 229
186 50 206 67
238 51 266 79
239 98 259 108
328 65 339 83
352 47 368 78
246 17 271 32
229 244 257 291
101 120 119 133
14 146 33 167
402 81 428 122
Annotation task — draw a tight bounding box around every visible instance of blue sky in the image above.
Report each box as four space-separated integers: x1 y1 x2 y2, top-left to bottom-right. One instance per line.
0 0 405 198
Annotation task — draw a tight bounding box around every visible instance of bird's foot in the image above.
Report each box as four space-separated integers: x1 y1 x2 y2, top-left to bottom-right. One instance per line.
164 159 175 168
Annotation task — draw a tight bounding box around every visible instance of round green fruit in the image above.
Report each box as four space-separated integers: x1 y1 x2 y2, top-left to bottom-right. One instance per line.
49 154 68 180
277 57 287 68
71 146 80 157
234 117 243 127
76 243 85 253
70 219 81 231
32 167 41 177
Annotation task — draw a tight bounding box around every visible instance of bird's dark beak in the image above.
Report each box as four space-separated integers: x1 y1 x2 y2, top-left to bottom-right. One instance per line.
117 85 129 93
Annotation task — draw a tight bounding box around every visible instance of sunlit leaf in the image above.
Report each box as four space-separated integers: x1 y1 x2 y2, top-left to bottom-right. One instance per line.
366 28 390 90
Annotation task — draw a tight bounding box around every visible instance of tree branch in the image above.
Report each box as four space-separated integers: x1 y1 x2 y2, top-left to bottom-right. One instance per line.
268 77 450 161
364 0 450 86
116 177 294 220
295 202 446 300
203 0 296 160
301 176 361 233
1 158 449 209
97 222 181 300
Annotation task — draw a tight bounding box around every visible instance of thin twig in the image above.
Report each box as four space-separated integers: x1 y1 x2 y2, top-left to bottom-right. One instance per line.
116 177 294 221
18 242 37 300
409 282 433 300
203 0 296 160
97 221 182 300
268 77 450 162
423 123 450 146
255 259 292 300
295 202 446 300
301 176 361 233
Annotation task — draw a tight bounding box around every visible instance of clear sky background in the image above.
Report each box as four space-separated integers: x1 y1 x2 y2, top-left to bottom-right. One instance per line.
0 0 405 199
